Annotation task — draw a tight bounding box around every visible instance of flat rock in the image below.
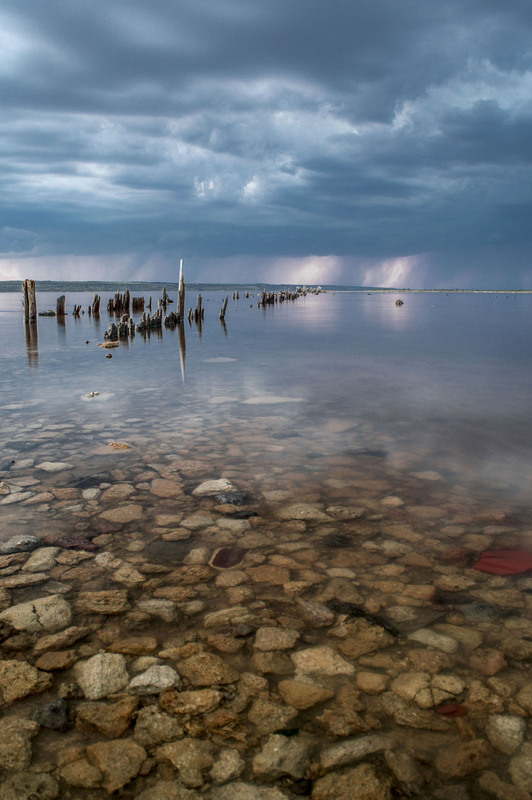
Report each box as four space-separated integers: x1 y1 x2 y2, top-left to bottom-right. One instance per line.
0 535 41 554
247 565 291 585
210 748 246 785
136 598 180 622
36 461 73 472
320 734 390 771
276 504 332 522
160 688 223 715
133 706 184 748
0 659 52 704
100 484 136 502
76 653 129 699
34 625 89 654
211 783 290 800
86 739 147 794
509 743 532 793
76 696 138 738
108 636 158 655
22 547 60 572
178 652 239 686
254 626 300 651
0 594 72 632
135 781 198 800
434 739 493 778
312 763 392 800
278 679 334 710
291 645 355 676
192 479 237 497
407 628 458 653
486 714 526 754
0 718 40 771
252 733 312 780
0 491 34 505
128 665 182 695
156 739 214 788
74 590 130 615
59 758 102 789
151 479 184 497
0 772 59 800
247 698 298 734
99 503 144 523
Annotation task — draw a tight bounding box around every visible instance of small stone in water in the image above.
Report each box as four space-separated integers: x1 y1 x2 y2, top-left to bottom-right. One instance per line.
32 698 70 731
0 535 41 555
214 491 248 506
211 547 246 569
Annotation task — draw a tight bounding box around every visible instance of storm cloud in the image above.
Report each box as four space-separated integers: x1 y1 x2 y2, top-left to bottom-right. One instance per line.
1 0 531 286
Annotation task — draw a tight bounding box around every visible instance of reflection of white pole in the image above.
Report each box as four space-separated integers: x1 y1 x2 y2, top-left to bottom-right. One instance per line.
178 259 185 319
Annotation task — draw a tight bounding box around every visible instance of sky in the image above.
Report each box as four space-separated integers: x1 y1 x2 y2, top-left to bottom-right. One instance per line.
1 0 532 288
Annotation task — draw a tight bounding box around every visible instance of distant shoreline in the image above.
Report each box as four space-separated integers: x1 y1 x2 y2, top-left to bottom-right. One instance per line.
0 281 531 294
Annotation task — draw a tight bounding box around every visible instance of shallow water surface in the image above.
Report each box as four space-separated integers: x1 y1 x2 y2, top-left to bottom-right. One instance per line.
0 287 531 798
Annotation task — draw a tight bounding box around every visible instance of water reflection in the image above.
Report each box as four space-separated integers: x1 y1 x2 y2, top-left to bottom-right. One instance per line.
24 321 38 368
178 322 186 383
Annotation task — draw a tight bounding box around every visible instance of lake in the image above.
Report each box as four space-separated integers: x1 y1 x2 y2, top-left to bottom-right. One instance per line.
0 285 531 797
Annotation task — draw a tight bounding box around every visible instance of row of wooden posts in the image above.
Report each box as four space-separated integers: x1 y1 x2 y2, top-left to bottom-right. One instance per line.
22 269 320 326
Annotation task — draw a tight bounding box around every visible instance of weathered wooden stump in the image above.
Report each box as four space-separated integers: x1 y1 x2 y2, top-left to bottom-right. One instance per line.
22 279 37 321
56 295 66 316
219 296 228 321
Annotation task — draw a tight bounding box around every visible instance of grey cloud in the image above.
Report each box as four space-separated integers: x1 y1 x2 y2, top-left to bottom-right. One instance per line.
1 0 531 285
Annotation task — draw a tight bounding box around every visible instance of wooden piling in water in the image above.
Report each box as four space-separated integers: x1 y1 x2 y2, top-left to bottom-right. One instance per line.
92 294 101 315
22 279 37 322
178 259 186 319
219 296 228 321
194 294 204 322
56 295 66 316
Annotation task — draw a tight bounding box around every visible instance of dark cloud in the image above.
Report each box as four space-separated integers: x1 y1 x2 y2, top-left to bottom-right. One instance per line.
0 0 531 286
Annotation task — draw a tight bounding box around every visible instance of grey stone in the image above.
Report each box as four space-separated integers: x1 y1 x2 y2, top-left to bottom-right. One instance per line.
22 546 60 572
76 653 129 699
36 461 73 472
0 594 72 633
210 748 246 784
320 734 390 771
486 714 526 754
128 665 182 694
32 698 70 731
252 733 312 780
137 598 180 622
192 479 237 496
291 645 355 676
0 535 41 555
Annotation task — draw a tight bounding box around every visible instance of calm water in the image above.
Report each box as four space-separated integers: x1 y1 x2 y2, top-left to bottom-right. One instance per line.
2 286 532 796
1 288 532 519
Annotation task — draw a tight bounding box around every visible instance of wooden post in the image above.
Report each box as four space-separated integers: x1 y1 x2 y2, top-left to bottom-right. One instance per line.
56 295 66 316
219 296 228 321
178 259 186 319
22 279 37 321
92 294 101 315
194 293 203 322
